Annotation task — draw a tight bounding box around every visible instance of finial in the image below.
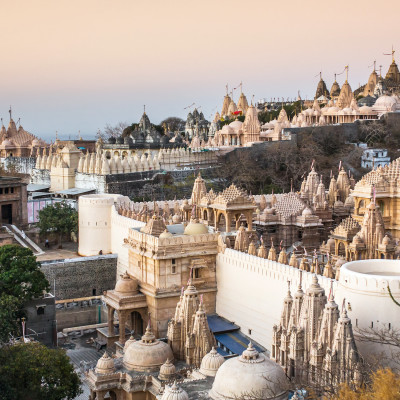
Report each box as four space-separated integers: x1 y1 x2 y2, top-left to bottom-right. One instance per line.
329 279 334 301
8 106 12 121
144 104 146 113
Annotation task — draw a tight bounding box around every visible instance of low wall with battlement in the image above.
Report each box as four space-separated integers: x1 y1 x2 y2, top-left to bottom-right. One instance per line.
216 248 335 351
111 205 145 276
216 249 400 357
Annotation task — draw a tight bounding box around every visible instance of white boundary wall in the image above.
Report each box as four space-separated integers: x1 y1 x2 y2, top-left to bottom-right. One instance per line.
216 249 336 350
111 205 145 277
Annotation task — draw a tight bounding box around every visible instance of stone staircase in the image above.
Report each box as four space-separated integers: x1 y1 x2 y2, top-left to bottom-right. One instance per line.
4 224 44 256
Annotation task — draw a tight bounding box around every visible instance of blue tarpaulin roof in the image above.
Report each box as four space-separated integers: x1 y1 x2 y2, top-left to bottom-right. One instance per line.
207 314 239 334
214 331 264 355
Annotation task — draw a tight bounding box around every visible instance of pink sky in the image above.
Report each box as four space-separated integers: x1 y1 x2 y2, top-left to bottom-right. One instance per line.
1 0 399 139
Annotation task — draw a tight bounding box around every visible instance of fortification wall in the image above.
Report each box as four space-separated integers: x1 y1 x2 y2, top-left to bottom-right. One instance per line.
216 248 336 351
110 205 145 277
40 254 117 300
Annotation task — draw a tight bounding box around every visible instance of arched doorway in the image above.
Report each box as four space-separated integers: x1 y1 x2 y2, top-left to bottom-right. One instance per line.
217 213 226 232
338 242 346 257
130 311 143 336
104 391 117 400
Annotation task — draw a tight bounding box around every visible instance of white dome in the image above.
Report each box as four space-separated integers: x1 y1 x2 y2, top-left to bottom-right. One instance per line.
161 383 189 400
302 207 312 217
95 352 115 374
221 125 233 134
359 105 372 114
123 325 173 372
209 343 287 400
229 120 243 131
374 95 397 110
200 347 225 377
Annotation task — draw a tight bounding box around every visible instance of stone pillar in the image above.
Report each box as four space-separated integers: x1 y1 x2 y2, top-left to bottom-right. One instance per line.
247 211 253 231
107 306 114 335
95 392 105 400
235 215 241 230
225 212 231 233
119 310 127 344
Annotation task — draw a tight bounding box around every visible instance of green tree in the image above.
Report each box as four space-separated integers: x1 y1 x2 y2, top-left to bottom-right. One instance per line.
0 245 49 342
0 342 82 400
37 201 78 247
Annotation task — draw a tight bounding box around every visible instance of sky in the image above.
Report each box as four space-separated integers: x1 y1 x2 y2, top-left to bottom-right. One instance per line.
1 0 399 140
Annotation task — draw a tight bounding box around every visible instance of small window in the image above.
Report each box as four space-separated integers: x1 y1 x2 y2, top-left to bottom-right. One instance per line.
5 188 8 194
172 259 176 265
194 268 199 279
248 329 252 335
37 306 45 315
10 188 14 193
172 265 176 274
0 188 3 194
92 289 96 296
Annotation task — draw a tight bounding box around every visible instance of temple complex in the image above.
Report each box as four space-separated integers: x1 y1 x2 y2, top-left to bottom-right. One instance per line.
0 113 47 157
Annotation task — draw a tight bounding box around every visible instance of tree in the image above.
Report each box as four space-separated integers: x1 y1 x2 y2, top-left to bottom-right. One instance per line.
333 368 400 400
0 342 82 400
37 201 78 247
159 117 185 133
0 245 49 342
97 121 129 140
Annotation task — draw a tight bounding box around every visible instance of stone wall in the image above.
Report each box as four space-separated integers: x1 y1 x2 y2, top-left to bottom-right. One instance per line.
40 254 117 301
56 302 108 331
24 294 56 346
110 206 145 277
31 167 51 185
216 248 335 351
0 156 36 174
76 167 221 200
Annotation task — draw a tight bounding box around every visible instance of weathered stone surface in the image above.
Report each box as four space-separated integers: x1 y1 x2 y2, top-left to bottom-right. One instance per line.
40 254 117 300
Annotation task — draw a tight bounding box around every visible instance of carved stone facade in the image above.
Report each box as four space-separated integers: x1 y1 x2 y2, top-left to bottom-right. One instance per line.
272 276 361 387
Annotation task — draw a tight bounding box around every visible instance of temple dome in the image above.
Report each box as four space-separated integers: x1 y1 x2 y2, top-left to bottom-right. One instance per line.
302 207 312 217
114 272 138 294
158 358 176 380
184 218 208 235
159 229 173 239
1 139 13 148
124 335 136 351
209 343 287 400
200 347 225 377
161 383 189 400
123 324 173 372
229 120 243 131
95 352 115 374
382 235 391 245
172 213 182 224
373 95 397 111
